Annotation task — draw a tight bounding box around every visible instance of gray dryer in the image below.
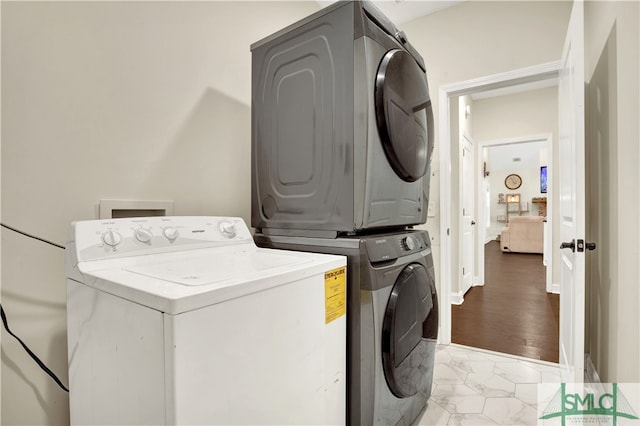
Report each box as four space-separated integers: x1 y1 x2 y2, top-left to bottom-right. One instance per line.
251 1 434 236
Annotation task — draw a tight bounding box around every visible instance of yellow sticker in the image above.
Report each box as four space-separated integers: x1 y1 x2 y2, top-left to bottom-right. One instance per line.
324 267 346 324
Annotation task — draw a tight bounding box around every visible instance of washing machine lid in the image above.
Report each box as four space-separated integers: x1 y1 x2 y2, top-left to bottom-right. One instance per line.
124 247 304 286
375 49 433 182
79 246 345 315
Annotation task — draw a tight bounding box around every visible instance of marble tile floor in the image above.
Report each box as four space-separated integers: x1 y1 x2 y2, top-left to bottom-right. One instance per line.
417 344 562 425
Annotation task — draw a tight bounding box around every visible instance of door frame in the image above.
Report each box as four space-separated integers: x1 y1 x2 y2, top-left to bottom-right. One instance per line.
476 134 555 295
438 60 561 345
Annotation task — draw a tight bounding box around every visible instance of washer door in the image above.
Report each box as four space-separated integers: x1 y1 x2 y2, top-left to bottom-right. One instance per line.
382 263 434 398
375 49 433 183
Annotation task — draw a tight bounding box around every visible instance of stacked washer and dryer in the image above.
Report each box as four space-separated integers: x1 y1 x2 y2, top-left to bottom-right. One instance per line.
251 2 438 425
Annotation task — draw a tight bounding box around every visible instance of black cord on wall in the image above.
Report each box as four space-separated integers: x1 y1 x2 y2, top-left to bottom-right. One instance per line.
0 304 69 392
1 222 69 392
1 223 65 250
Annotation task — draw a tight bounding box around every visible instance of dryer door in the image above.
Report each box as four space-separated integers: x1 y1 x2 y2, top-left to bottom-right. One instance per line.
382 262 435 398
375 49 433 182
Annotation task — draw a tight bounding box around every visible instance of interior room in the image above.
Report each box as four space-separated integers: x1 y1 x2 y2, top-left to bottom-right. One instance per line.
445 86 561 365
2 1 639 425
485 140 549 241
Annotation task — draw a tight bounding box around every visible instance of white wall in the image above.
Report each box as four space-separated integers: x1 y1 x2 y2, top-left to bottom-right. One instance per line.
473 87 559 142
403 1 572 307
0 2 320 424
584 0 640 382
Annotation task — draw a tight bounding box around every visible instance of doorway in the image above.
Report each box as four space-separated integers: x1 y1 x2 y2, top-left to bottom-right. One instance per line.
437 61 561 351
454 136 558 362
479 136 554 294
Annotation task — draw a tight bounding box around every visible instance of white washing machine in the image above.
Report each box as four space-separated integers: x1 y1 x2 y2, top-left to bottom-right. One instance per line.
65 216 347 425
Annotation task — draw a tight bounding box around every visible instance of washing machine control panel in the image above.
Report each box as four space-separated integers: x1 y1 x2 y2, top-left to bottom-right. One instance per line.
397 233 428 253
401 235 417 251
70 216 253 262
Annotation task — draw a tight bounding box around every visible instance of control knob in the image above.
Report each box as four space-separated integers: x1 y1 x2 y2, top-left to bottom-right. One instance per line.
135 227 153 243
163 226 179 241
402 235 416 251
218 220 236 238
102 230 122 247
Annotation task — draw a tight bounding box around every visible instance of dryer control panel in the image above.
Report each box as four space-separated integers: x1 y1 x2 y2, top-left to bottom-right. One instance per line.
364 231 429 263
68 216 253 262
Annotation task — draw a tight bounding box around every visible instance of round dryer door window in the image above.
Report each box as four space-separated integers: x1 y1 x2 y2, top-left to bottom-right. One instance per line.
382 262 434 398
375 49 433 182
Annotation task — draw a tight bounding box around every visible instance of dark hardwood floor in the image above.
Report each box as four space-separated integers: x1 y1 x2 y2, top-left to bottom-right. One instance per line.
451 240 560 363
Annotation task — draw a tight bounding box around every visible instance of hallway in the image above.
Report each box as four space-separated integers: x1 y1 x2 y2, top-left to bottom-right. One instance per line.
451 241 559 362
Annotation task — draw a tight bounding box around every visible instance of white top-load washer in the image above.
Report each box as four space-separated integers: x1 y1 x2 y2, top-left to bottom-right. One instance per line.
65 216 347 425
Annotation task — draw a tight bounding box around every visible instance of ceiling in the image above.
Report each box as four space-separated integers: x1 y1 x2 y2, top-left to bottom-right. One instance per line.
315 0 464 24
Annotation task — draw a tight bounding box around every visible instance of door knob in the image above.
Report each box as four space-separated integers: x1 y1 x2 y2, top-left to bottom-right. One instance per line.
471 220 476 225
560 240 596 252
560 240 576 252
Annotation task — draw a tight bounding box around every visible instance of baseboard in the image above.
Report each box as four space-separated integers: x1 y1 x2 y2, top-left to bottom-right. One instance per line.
452 280 474 305
473 277 484 287
550 283 560 294
450 291 464 305
584 353 602 385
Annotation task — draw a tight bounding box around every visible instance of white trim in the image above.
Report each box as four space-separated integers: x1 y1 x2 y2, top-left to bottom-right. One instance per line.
450 291 465 305
477 134 551 147
440 61 561 97
438 61 562 346
439 86 452 344
584 354 602 385
551 283 560 294
451 278 483 306
545 137 554 294
476 150 486 287
447 342 560 366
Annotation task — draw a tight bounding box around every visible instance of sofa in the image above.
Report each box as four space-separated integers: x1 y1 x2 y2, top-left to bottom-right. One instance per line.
500 216 544 254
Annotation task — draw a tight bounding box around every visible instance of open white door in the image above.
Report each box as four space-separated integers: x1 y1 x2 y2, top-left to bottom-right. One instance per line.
460 136 475 297
558 0 586 383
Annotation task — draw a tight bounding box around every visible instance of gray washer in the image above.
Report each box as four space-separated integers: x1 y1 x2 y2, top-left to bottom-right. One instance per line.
251 1 434 237
255 230 438 426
